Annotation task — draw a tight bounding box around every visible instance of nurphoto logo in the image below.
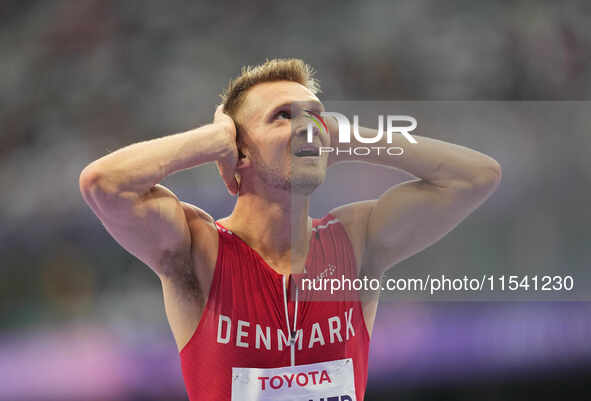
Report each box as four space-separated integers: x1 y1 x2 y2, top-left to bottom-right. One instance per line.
305 111 418 156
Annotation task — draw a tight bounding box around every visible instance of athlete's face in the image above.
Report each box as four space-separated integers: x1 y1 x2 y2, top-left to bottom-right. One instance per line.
236 81 330 195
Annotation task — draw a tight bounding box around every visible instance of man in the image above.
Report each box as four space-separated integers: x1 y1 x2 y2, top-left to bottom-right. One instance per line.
79 58 501 401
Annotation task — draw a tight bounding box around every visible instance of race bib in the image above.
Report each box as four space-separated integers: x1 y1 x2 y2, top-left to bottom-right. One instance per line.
231 358 356 401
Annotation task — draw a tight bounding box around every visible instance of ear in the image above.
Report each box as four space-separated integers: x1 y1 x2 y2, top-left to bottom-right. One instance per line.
235 131 251 170
236 147 250 170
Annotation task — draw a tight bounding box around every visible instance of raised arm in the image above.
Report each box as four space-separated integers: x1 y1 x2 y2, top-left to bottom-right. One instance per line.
78 106 239 279
328 122 502 278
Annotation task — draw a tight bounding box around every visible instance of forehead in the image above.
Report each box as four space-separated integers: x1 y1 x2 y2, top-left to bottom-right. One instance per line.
239 81 322 121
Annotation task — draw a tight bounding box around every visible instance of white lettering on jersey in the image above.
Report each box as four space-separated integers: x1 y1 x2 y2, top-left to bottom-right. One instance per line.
217 314 231 344
256 324 271 350
328 316 343 343
344 308 355 340
236 320 250 348
217 308 358 351
278 328 303 351
308 323 326 348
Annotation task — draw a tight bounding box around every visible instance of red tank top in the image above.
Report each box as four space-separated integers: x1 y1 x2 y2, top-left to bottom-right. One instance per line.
179 213 370 401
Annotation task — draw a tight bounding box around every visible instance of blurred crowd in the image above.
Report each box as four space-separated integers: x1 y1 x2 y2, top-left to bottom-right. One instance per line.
1 1 591 400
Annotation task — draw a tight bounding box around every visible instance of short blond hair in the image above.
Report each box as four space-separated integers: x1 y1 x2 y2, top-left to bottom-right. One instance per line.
220 58 321 119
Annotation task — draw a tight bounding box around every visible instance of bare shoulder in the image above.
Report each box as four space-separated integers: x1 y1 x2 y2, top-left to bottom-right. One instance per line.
180 201 214 222
328 200 377 275
160 201 220 352
178 202 219 291
159 200 219 296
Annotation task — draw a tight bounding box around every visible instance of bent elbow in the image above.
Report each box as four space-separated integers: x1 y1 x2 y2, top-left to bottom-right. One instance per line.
469 161 502 195
79 165 101 193
79 166 104 205
79 164 121 207
480 160 502 185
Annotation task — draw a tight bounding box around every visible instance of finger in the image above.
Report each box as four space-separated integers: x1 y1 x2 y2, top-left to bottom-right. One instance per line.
213 105 222 121
214 104 225 117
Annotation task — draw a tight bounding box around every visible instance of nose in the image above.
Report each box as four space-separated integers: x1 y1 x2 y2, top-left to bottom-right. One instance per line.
294 123 319 144
292 108 326 144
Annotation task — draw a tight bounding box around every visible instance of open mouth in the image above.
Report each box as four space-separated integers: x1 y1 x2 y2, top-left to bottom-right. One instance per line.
293 145 320 157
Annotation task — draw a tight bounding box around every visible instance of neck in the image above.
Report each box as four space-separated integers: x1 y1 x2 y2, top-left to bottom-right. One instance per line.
222 187 312 275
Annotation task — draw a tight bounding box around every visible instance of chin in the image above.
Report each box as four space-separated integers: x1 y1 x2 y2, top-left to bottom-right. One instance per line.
289 173 325 195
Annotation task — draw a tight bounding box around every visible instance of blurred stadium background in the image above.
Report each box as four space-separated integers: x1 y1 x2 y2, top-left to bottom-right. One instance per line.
2 0 591 400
